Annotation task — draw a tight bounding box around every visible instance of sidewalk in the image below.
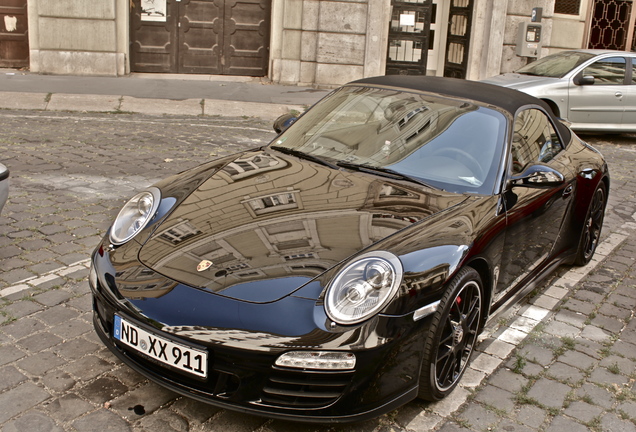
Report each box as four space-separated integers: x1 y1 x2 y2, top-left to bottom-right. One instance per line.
0 70 331 120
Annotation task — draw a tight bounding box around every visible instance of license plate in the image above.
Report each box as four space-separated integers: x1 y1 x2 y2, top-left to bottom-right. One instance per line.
113 315 207 378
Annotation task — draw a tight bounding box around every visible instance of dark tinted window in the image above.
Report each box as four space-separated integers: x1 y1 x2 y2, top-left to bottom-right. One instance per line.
511 109 563 174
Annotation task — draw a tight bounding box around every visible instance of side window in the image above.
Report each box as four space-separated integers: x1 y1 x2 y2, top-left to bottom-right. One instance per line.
581 56 626 85
632 58 636 85
511 109 563 174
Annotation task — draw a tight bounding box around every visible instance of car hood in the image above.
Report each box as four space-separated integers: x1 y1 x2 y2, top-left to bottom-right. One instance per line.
481 73 560 91
136 149 468 303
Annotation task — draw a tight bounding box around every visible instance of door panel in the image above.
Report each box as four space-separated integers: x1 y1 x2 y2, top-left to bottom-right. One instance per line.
568 56 626 125
223 0 270 76
179 0 222 74
131 0 176 73
0 0 29 68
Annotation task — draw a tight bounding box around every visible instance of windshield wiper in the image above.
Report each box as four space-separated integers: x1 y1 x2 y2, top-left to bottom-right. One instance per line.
336 161 437 189
270 146 339 170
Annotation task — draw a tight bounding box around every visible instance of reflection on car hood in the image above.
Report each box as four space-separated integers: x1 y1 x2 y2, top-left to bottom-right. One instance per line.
481 73 559 90
137 150 467 303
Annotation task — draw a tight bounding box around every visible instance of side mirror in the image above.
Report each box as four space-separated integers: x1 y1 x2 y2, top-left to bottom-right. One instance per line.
273 113 298 134
511 164 564 188
573 74 595 86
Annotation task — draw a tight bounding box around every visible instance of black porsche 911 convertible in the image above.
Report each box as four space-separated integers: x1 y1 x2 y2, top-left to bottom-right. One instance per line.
90 76 608 423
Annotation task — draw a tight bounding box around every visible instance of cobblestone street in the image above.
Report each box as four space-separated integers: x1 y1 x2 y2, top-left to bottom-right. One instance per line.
1 109 636 431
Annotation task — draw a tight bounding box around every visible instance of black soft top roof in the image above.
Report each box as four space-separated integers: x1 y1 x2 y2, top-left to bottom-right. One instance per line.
352 75 571 142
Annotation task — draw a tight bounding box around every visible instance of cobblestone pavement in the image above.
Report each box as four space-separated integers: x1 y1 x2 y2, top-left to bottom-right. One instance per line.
1 109 635 431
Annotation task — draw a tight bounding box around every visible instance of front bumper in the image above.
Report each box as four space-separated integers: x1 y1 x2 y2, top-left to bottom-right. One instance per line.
90 253 429 422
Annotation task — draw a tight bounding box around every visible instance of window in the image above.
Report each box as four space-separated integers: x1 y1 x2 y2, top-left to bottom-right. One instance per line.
555 0 581 14
582 57 626 85
511 109 563 174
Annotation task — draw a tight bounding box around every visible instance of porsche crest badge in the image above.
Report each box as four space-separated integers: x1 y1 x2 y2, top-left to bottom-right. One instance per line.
197 260 213 272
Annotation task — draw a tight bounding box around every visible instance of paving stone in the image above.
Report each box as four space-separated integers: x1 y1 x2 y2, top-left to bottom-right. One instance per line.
473 385 516 413
0 344 27 366
543 320 580 338
544 415 589 432
518 344 554 366
456 403 500 430
592 313 625 334
1 410 64 432
52 337 100 361
575 383 616 409
50 318 91 339
1 316 47 339
3 300 45 319
16 350 66 375
0 365 27 391
137 408 189 432
33 289 73 306
199 409 268 432
557 350 597 371
17 331 63 352
600 412 636 432
41 369 77 393
488 368 529 393
0 381 51 423
78 376 129 404
45 393 95 423
35 304 80 326
526 378 571 409
110 381 178 420
553 309 587 328
546 361 585 383
563 401 604 424
65 355 114 382
617 401 636 420
72 409 132 432
170 397 220 424
580 325 611 343
515 405 547 429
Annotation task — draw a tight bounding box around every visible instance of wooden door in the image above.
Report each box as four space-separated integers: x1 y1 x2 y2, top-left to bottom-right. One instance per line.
0 0 28 68
130 0 270 75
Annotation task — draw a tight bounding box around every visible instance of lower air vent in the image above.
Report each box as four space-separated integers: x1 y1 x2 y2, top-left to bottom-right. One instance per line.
261 368 354 408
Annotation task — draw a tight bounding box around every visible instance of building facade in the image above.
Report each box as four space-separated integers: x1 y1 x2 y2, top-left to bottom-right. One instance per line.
0 0 634 85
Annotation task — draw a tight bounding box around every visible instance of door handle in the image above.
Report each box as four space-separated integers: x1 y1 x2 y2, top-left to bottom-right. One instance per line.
615 91 623 98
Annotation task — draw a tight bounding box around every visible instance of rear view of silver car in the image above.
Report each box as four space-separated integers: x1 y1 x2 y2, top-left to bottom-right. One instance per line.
482 49 636 132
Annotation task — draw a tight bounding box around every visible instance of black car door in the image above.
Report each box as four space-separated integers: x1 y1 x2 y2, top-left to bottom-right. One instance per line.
494 108 575 304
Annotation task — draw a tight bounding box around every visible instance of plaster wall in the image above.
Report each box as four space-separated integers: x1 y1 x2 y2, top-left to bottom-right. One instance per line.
28 0 128 76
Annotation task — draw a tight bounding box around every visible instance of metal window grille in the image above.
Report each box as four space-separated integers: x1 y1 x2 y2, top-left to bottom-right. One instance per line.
555 0 581 15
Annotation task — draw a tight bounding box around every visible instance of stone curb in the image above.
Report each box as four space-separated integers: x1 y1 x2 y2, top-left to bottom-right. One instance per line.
0 91 303 121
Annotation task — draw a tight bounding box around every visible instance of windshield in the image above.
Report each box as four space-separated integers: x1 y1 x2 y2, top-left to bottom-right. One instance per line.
516 51 596 78
270 85 507 194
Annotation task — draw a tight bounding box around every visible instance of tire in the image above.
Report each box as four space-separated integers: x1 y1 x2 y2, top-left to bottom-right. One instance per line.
417 267 483 401
573 182 606 266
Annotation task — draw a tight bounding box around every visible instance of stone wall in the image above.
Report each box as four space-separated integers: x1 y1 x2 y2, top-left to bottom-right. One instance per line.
467 0 590 79
270 0 390 87
27 0 128 76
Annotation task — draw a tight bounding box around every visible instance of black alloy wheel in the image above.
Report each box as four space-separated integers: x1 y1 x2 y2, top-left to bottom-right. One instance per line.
418 267 483 401
574 182 606 266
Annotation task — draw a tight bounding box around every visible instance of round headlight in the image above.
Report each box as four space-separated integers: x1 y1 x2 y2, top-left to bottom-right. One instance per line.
109 187 161 245
325 251 403 325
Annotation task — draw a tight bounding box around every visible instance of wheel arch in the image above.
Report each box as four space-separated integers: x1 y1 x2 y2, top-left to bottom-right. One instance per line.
541 98 561 118
465 257 493 328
